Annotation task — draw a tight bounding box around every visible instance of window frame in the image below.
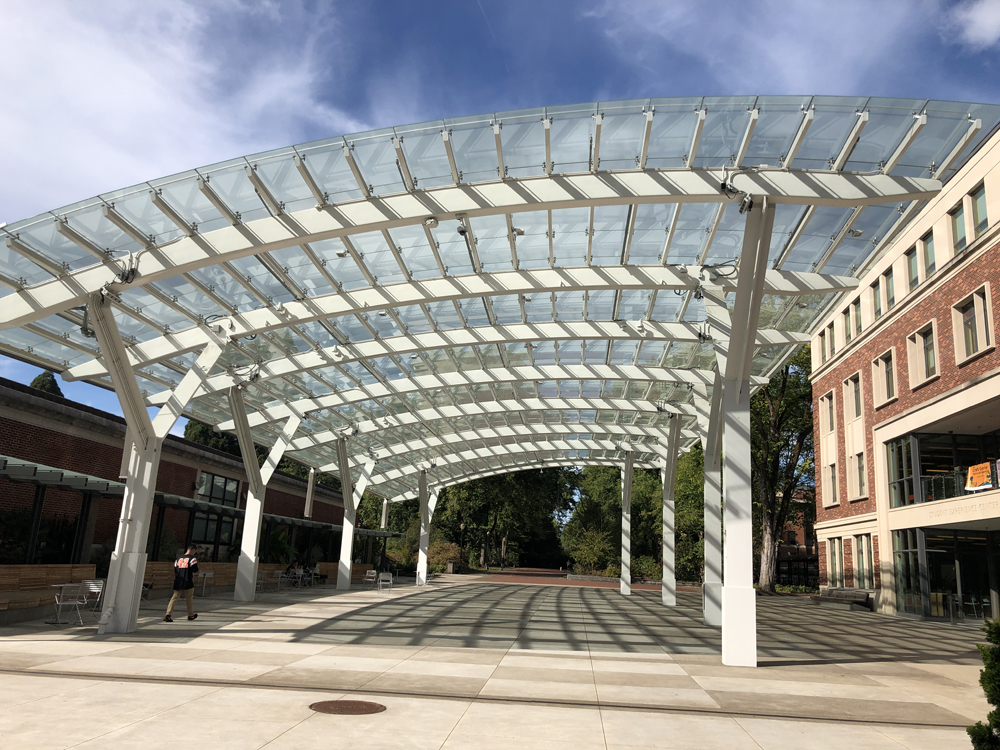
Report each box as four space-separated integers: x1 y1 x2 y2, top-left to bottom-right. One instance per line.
952 201 968 254
951 283 994 365
884 267 895 310
872 347 898 407
853 298 862 337
906 319 939 388
872 278 882 320
854 534 875 589
843 308 852 344
828 537 845 588
905 248 919 292
921 230 935 278
972 183 988 239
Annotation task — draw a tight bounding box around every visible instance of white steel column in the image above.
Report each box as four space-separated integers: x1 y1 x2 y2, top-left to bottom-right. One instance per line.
721 380 755 666
702 373 724 627
336 448 374 590
228 387 300 602
661 416 682 606
91 292 225 634
380 498 389 529
304 467 316 518
417 471 430 586
621 449 634 596
718 197 774 668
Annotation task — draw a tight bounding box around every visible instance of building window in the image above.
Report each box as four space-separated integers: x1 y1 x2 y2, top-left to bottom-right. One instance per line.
843 309 852 343
907 321 938 386
786 530 797 545
828 537 845 588
872 278 882 320
192 472 240 546
849 374 862 419
853 298 862 336
973 183 988 238
906 248 919 292
887 436 915 508
921 231 935 277
854 534 874 589
884 268 895 310
855 453 867 497
819 331 827 363
827 323 835 356
827 463 839 505
952 202 968 254
820 391 836 434
872 349 896 404
952 285 993 363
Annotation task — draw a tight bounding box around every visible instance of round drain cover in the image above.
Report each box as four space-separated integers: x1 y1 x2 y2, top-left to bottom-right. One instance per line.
310 700 387 715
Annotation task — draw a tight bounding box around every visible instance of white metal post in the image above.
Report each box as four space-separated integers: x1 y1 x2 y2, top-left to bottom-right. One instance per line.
703 374 724 627
336 438 355 591
304 467 316 518
380 498 389 529
661 416 682 606
621 449 634 596
417 471 430 586
721 379 756 666
229 387 300 602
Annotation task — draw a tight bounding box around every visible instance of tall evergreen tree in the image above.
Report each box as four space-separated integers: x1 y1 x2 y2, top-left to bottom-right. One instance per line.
29 370 63 397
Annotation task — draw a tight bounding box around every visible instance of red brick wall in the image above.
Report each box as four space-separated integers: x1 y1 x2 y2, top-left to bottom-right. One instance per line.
812 239 1000 524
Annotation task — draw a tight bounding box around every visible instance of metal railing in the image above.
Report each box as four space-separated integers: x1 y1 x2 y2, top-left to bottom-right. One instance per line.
920 463 999 503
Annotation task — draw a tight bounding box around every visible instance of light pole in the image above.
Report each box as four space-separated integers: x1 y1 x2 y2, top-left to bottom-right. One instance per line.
459 523 466 573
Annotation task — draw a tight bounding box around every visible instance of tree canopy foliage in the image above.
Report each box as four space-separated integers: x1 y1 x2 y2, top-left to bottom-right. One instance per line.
29 370 63 397
750 345 815 591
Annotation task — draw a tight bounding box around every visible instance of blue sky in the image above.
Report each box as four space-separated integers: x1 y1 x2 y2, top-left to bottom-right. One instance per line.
2 0 1000 428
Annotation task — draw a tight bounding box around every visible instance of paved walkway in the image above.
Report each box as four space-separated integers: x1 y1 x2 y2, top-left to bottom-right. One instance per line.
0 577 989 748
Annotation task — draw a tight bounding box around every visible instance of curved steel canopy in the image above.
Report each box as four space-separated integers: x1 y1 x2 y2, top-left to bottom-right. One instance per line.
1 95 998 501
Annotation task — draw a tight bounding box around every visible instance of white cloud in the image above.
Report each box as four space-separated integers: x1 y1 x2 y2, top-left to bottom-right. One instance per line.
949 0 1000 48
0 0 369 224
584 0 937 96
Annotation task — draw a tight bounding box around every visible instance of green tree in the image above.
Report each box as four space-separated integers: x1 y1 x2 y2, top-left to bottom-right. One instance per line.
751 345 814 592
29 370 63 396
969 618 1000 748
675 444 705 583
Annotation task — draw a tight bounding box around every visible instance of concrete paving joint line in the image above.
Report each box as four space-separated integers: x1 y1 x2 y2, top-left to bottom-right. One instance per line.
0 665 972 730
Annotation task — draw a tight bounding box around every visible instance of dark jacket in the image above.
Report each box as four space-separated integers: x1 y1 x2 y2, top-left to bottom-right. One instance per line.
173 554 199 590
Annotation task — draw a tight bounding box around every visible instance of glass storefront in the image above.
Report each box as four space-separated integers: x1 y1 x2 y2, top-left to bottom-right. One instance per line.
887 430 1000 507
894 528 999 619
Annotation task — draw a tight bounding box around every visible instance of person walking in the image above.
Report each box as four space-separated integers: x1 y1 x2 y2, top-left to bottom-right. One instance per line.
165 546 199 622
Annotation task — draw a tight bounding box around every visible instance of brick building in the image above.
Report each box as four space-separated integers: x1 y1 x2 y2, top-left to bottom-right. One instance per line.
811 124 1000 618
0 377 346 567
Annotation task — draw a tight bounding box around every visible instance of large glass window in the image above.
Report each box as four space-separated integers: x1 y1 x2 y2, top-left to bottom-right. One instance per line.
192 472 240 545
884 268 895 310
923 327 936 378
855 453 866 497
853 299 862 336
854 534 874 589
894 529 923 615
872 279 882 320
851 375 862 418
887 437 914 507
843 309 852 343
962 300 978 355
973 184 988 238
828 537 844 588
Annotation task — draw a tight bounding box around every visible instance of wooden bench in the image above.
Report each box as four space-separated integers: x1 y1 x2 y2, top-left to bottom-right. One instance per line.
810 588 872 611
0 565 97 612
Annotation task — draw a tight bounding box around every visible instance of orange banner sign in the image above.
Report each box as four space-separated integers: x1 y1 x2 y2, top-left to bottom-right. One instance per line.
966 462 994 492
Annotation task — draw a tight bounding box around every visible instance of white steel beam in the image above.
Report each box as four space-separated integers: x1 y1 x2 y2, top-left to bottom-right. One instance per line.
621 447 634 596
0 169 934 330
883 113 927 174
365 439 663 485
245 164 284 216
197 176 240 225
442 129 461 184
702 372 724 627
294 154 328 207
733 109 759 168
337 424 700 467
832 111 869 170
638 109 654 169
336 451 376 590
403 457 661 501
342 143 371 197
145 320 801 404
416 471 430 585
219 365 708 431
686 109 707 167
591 113 603 172
392 137 415 191
782 107 814 169
65 266 847 382
150 190 197 236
